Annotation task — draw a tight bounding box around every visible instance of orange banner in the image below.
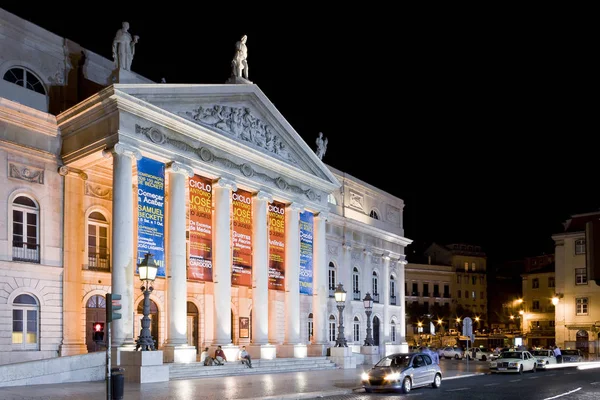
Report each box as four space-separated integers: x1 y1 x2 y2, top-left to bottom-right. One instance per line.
268 201 285 290
232 189 252 286
187 175 213 282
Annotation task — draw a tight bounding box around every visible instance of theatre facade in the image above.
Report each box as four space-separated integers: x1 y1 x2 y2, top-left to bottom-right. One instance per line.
0 8 411 366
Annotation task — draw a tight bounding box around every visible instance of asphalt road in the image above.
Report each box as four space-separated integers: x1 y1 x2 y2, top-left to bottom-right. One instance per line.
311 366 600 400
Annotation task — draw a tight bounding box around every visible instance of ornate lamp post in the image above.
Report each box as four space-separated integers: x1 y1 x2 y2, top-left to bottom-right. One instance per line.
334 283 348 347
135 252 158 351
363 292 374 346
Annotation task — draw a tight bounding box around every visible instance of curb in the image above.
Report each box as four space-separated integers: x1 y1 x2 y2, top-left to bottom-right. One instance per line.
243 388 354 400
444 372 486 380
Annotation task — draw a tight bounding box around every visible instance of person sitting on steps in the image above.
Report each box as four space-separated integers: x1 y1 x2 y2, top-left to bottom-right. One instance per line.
214 345 227 365
239 346 252 368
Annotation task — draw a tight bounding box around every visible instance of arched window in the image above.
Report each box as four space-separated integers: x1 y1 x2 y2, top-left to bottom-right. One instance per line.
353 316 360 342
372 271 379 302
3 67 46 95
12 195 40 263
308 312 314 343
390 320 397 342
352 267 360 300
390 275 396 304
87 295 106 308
327 193 337 205
369 210 379 220
87 211 110 271
328 262 336 297
329 314 337 342
12 294 39 350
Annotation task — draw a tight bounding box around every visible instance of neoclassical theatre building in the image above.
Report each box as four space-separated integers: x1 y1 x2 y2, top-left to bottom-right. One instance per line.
0 8 411 366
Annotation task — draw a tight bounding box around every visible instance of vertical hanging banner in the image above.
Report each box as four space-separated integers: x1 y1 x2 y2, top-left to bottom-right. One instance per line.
188 174 213 282
299 211 314 295
268 201 286 290
231 189 252 287
137 157 166 277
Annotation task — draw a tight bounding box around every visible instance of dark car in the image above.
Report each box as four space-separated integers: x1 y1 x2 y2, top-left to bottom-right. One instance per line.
361 352 442 394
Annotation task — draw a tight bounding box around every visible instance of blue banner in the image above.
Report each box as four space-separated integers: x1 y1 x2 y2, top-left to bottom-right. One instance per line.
137 157 166 277
299 211 313 295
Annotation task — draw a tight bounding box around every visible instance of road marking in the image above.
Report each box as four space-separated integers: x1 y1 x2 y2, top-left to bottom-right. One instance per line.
528 376 539 379
484 383 500 387
547 374 556 376
509 379 522 382
542 387 581 400
446 388 470 391
565 372 577 375
590 382 600 385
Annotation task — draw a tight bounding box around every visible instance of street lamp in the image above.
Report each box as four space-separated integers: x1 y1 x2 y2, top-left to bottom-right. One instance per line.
135 252 158 351
363 292 374 346
334 283 348 347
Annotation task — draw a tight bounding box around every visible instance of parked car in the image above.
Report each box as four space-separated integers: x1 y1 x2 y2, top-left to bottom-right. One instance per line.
531 349 557 369
466 347 494 361
440 346 464 359
561 349 584 363
361 352 443 394
489 351 537 374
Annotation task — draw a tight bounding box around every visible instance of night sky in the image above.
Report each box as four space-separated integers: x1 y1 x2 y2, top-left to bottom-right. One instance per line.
3 4 598 265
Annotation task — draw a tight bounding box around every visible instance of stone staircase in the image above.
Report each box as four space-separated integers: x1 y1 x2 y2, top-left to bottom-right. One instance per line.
169 356 338 380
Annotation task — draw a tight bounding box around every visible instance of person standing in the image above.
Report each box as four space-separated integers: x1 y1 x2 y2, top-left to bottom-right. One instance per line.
553 345 562 363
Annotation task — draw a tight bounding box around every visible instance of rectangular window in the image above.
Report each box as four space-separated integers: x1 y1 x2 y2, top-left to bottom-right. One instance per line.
444 285 449 297
472 262 476 271
576 298 588 315
329 321 336 341
423 283 429 297
391 325 396 342
471 291 476 300
433 284 439 297
548 277 555 288
457 290 461 298
412 282 418 296
308 320 313 342
353 322 360 342
576 268 587 285
472 276 477 285
575 239 586 255
532 278 539 289
464 262 469 271
533 300 540 311
480 291 484 300
457 275 461 284
550 320 556 327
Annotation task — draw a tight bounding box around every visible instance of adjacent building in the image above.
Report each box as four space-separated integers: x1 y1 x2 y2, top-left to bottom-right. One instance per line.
520 260 556 348
0 8 411 367
553 211 600 356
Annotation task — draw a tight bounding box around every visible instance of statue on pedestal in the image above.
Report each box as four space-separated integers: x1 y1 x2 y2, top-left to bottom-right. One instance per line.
112 22 139 71
315 132 328 160
231 35 249 80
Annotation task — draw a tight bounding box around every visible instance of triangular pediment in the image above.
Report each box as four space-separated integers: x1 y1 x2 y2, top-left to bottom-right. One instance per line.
113 83 339 191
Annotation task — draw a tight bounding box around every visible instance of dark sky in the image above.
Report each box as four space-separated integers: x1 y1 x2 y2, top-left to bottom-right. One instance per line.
4 4 598 265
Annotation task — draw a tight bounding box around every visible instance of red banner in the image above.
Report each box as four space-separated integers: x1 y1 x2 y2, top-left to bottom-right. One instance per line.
187 175 213 281
268 201 285 290
232 189 252 286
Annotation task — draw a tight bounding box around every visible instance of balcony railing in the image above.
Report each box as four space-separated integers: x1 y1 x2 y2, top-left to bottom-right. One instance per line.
390 295 397 305
443 293 451 298
433 292 440 298
88 253 110 271
353 290 361 301
410 291 420 297
12 241 40 263
373 292 380 303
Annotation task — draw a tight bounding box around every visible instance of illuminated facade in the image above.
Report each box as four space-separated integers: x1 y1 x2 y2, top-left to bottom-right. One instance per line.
0 8 411 365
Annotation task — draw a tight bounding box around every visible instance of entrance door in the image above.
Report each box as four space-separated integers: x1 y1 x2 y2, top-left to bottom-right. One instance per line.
373 316 380 346
187 302 199 353
85 295 106 353
576 330 589 354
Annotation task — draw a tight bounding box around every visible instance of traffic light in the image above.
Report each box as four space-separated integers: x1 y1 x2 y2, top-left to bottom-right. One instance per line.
106 293 122 322
93 322 104 342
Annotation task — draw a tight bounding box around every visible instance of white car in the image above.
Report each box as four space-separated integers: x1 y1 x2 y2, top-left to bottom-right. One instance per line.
489 351 537 374
466 347 494 361
440 346 464 359
530 349 557 369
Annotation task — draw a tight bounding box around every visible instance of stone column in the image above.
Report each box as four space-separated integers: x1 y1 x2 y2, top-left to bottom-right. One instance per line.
398 259 409 351
213 177 237 345
59 166 88 356
382 253 391 347
341 243 353 344
164 162 195 363
280 202 304 358
309 211 328 356
104 143 141 349
249 191 276 359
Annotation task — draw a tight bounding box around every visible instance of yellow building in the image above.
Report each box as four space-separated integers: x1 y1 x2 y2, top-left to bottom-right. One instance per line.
521 264 556 348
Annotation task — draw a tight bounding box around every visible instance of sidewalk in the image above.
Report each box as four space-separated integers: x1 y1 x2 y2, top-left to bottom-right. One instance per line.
0 360 488 400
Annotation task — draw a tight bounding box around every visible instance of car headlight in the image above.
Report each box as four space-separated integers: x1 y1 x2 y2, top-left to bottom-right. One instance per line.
490 362 497 367
385 372 401 381
361 372 369 381
508 362 519 367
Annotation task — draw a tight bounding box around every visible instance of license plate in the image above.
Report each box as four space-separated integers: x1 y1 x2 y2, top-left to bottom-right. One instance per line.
498 367 507 371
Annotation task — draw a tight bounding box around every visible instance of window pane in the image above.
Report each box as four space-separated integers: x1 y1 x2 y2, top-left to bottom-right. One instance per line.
27 310 37 334
12 332 23 344
27 212 37 226
13 210 23 223
88 234 96 247
14 196 36 208
14 294 36 305
4 67 24 84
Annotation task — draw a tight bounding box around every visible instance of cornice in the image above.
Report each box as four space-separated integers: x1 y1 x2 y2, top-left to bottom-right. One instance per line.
0 98 59 137
327 213 412 247
0 140 57 162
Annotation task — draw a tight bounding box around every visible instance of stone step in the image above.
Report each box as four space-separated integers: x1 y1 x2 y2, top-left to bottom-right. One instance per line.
169 357 338 380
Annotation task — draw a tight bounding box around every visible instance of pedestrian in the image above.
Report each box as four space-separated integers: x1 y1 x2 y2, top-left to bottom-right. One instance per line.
553 345 562 363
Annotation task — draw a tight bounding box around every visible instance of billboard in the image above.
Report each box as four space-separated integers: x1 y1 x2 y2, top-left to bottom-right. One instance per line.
188 174 213 281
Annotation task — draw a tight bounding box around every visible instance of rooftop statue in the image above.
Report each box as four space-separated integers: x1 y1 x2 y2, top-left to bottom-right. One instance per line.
315 132 328 160
232 35 249 80
112 22 139 71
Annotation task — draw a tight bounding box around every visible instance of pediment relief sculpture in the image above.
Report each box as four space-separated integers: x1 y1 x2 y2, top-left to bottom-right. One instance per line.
349 191 364 210
180 105 298 165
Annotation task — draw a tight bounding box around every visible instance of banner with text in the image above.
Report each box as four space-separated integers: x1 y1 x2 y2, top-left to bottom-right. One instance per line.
299 210 313 295
268 201 286 290
232 189 253 287
188 174 213 282
137 157 166 278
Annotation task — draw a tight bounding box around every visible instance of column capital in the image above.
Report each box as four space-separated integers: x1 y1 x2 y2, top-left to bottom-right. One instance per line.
58 166 88 180
254 190 273 203
103 143 142 161
342 242 352 251
166 161 194 178
287 202 305 212
364 247 373 256
382 252 391 262
214 177 237 191
315 211 329 221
